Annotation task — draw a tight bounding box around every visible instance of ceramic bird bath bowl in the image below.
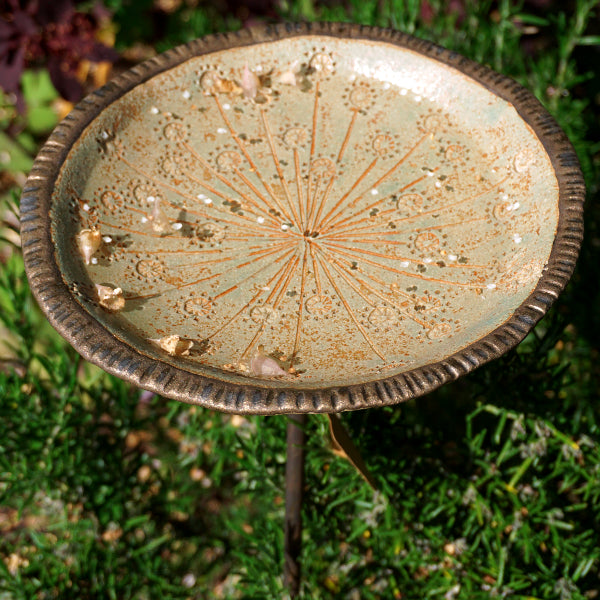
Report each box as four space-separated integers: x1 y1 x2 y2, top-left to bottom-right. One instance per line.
21 23 584 414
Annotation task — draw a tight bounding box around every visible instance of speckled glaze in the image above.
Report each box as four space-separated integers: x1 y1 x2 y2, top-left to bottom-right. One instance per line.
20 23 584 413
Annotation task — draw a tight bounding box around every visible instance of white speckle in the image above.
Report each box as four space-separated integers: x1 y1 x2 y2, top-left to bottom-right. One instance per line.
513 234 522 244
172 222 183 230
182 574 196 588
147 196 155 203
102 236 112 243
141 216 148 223
217 127 227 134
400 261 410 268
506 204 513 212
257 216 265 224
512 202 520 210
348 74 356 82
448 254 457 261
255 65 263 72
371 188 378 196
281 224 289 231
435 181 442 188
101 130 110 139
150 107 159 114
223 103 231 110
91 257 98 265
82 203 90 212
383 82 391 90
182 90 191 99
486 283 497 289
261 286 270 291
400 89 407 96
414 95 422 102
197 193 207 200
427 171 434 177
502 193 509 200
203 197 213 205
423 258 433 263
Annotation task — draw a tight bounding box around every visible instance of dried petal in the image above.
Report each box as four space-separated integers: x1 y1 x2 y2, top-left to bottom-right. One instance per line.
148 198 170 233
199 70 222 93
199 71 241 96
278 61 300 86
241 64 260 99
218 78 242 95
150 335 193 356
250 348 287 377
278 70 296 86
76 227 102 264
95 284 125 312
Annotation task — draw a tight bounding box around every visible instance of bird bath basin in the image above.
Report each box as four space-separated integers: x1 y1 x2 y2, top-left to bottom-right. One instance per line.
21 23 584 414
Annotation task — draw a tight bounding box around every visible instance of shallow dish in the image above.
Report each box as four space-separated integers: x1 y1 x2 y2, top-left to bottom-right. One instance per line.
21 23 584 413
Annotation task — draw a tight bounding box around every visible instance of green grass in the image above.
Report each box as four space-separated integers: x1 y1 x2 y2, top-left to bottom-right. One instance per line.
2 0 600 598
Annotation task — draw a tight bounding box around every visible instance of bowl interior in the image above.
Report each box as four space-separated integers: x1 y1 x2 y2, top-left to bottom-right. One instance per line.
52 35 559 389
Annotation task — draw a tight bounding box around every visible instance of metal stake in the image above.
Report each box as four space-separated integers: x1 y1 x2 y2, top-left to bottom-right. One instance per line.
284 413 306 597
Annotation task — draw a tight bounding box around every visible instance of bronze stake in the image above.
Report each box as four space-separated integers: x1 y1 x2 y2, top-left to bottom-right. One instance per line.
284 414 307 597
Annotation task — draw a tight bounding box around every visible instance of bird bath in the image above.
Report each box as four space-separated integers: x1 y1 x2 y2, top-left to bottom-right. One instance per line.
21 23 584 596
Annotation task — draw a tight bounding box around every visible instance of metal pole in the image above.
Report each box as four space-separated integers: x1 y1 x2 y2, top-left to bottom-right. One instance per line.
284 413 307 598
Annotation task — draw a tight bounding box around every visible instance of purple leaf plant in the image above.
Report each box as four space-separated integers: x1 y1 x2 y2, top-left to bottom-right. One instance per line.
0 0 118 111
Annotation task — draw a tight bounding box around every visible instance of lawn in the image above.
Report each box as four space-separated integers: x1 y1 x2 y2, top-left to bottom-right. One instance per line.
1 0 600 598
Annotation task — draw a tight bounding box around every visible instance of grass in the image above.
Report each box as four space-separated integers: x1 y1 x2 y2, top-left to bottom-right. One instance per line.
2 0 600 598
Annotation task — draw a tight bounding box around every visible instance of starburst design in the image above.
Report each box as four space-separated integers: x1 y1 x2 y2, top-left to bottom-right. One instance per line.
58 41 558 388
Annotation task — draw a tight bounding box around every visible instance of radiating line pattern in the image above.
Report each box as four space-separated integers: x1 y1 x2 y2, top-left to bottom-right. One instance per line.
56 44 559 387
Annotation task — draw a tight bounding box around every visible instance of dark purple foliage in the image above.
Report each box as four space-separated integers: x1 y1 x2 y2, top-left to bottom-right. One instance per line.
0 0 118 109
